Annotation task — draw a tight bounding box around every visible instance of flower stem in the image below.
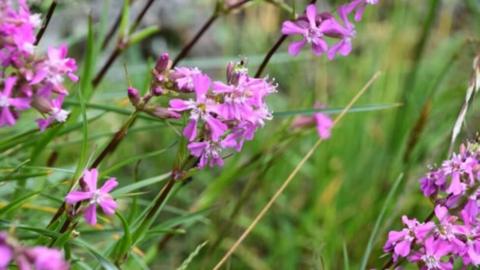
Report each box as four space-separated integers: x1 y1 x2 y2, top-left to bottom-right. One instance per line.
254 34 287 78
35 0 57 45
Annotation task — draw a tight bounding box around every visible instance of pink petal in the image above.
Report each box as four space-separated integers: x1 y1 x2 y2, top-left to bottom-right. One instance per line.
169 99 191 111
193 74 211 97
183 119 198 141
3 77 17 96
65 191 92 204
100 178 118 193
205 116 227 141
288 39 306 56
188 141 207 157
281 21 306 35
305 4 318 27
83 169 98 192
0 108 16 126
84 204 97 225
99 197 117 216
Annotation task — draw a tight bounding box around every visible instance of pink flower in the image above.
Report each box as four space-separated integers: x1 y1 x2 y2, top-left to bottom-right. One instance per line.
170 67 202 92
188 135 237 168
65 169 118 225
169 74 227 141
0 233 13 270
0 77 30 127
28 247 69 270
281 4 330 56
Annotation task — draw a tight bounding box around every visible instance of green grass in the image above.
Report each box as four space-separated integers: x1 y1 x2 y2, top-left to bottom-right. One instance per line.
1 0 480 269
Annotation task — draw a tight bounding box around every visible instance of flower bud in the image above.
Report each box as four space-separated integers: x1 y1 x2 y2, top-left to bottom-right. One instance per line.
155 53 170 73
151 86 164 96
145 106 181 119
127 87 140 107
31 95 52 114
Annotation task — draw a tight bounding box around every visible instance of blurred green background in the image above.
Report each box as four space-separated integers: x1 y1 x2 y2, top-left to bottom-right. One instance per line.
2 0 480 269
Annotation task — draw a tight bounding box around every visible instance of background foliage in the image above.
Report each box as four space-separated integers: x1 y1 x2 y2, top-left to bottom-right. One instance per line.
1 0 480 269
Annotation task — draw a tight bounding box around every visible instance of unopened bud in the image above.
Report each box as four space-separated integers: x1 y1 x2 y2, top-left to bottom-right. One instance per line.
127 87 140 106
151 86 164 96
226 62 235 83
31 95 52 113
155 53 170 73
145 106 181 119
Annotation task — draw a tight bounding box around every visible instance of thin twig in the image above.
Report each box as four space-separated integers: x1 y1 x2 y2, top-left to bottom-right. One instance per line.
35 1 57 45
171 13 218 68
254 34 287 78
171 0 251 68
213 72 381 270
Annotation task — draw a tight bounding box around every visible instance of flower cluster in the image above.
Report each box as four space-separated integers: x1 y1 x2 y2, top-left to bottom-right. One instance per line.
0 0 77 130
0 232 69 270
282 0 378 59
127 54 277 168
65 169 118 225
384 142 480 269
168 62 277 168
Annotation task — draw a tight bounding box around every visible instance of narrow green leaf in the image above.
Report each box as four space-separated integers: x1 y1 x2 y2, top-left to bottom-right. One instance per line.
111 172 171 196
119 0 130 39
359 174 404 270
72 239 119 270
272 103 402 117
101 142 177 177
129 26 160 46
343 242 350 270
0 191 40 216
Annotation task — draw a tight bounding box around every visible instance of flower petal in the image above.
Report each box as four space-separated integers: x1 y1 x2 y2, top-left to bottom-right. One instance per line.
84 204 97 225
65 191 92 204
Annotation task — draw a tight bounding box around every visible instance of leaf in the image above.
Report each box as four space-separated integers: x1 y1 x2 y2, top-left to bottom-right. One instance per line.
343 242 350 270
101 141 177 177
0 191 40 216
359 174 403 270
72 239 119 270
111 212 132 263
176 241 208 270
272 103 402 117
111 172 171 196
119 0 130 39
129 26 160 46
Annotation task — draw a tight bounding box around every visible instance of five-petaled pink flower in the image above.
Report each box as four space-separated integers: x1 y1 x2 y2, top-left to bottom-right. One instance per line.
65 169 118 225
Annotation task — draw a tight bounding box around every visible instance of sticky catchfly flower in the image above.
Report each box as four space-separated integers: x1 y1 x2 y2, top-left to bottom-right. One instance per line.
65 169 118 225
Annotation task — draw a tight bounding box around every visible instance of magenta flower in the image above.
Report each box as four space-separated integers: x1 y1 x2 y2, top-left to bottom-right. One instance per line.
30 45 78 95
384 216 435 261
188 135 237 168
170 67 202 92
65 169 118 225
0 77 30 127
28 247 69 270
291 103 333 139
0 233 13 270
281 4 330 56
409 237 452 270
169 74 227 141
